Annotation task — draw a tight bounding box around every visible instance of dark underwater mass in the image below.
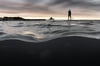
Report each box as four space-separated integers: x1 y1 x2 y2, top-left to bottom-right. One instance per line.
0 36 100 65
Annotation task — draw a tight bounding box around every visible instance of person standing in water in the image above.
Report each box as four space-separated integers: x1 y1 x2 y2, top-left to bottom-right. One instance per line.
68 9 72 21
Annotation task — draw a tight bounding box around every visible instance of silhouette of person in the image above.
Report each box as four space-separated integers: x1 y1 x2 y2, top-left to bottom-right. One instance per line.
68 9 72 20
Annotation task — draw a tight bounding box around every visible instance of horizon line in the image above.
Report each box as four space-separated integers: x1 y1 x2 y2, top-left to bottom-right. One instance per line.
24 17 100 20
1 16 100 20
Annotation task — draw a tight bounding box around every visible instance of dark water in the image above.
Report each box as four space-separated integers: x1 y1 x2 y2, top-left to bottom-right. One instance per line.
0 20 100 42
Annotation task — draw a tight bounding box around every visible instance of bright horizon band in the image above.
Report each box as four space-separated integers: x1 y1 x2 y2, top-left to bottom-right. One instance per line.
23 17 100 20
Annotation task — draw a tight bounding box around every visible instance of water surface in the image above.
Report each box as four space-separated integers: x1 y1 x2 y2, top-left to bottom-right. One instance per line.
0 20 100 42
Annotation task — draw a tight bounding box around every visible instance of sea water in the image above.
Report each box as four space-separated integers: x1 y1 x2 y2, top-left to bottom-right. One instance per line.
0 20 100 42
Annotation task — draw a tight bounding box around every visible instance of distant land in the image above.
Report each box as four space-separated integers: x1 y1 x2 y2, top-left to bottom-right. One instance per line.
1 17 100 21
0 17 46 21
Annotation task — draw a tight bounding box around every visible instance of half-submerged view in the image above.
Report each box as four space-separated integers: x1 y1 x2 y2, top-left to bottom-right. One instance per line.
0 0 100 65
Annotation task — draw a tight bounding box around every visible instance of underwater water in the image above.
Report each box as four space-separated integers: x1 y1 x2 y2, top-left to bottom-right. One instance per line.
0 20 100 42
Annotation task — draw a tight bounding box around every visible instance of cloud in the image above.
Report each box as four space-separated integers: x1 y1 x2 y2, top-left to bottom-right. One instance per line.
0 0 49 14
46 0 100 18
0 0 100 18
48 0 100 10
1 0 100 12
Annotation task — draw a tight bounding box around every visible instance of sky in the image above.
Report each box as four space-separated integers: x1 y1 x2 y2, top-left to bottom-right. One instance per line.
0 0 100 19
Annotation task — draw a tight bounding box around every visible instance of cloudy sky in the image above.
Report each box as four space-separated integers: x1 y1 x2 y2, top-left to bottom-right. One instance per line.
0 0 100 19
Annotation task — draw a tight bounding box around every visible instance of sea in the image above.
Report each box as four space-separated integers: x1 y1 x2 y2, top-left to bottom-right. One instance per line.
0 20 100 42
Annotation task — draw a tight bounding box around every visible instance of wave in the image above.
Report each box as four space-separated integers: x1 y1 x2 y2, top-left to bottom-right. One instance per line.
0 27 100 43
0 20 100 43
0 33 100 43
0 32 6 35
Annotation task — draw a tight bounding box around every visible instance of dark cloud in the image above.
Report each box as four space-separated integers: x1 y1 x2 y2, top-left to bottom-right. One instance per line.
48 0 100 10
24 0 40 4
0 0 55 14
1 0 100 13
